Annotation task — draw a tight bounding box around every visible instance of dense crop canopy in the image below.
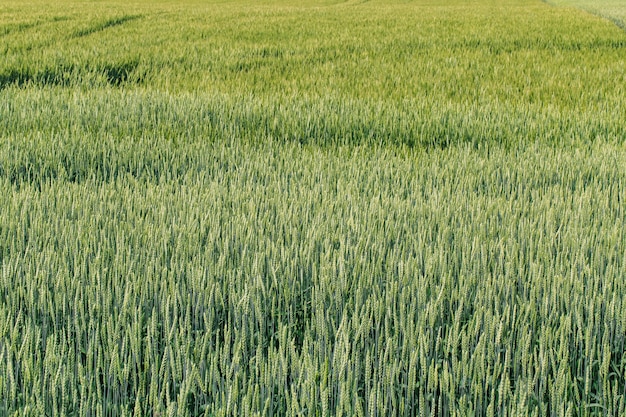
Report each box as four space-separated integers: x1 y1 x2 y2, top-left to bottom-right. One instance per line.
1 0 626 416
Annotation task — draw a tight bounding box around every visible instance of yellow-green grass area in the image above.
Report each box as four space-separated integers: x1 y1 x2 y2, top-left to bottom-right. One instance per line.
1 0 626 416
549 0 626 30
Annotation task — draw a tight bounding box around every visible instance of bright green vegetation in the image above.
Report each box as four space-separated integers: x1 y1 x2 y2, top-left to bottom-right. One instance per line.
1 0 626 416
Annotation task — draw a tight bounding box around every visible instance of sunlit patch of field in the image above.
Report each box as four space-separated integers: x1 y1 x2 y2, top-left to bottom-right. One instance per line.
549 0 626 29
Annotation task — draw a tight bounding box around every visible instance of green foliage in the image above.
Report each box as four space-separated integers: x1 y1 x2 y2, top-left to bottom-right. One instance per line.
1 0 626 416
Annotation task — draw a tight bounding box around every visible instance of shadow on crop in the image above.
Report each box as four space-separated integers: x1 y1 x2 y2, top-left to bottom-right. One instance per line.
100 60 143 86
0 22 39 37
71 14 142 38
0 60 144 90
0 66 73 90
0 16 71 38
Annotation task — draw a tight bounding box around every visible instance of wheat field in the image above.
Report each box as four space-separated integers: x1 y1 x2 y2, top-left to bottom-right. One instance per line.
1 0 625 416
